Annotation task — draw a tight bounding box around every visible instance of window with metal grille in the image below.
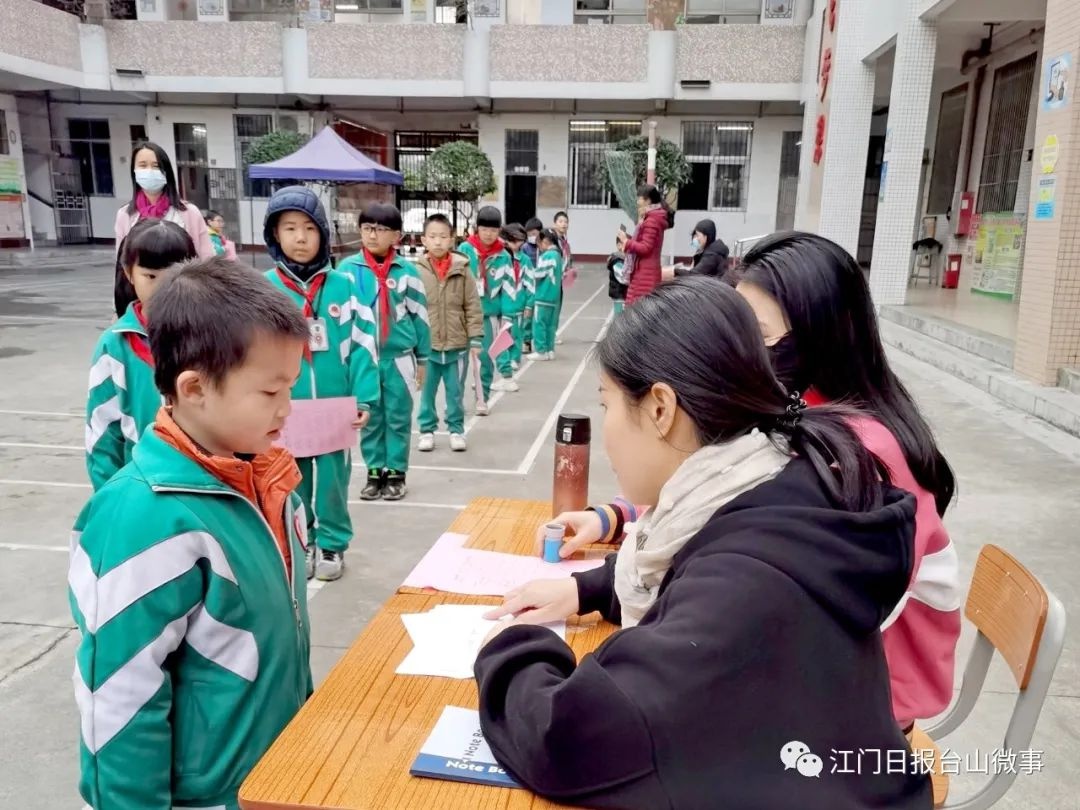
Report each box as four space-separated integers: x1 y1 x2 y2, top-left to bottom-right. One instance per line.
130 124 147 153
977 53 1037 214
684 0 761 24
505 130 539 175
574 0 646 25
68 119 113 196
0 110 8 155
927 84 968 215
174 123 210 209
335 0 403 12
234 114 274 199
678 121 753 212
568 120 642 209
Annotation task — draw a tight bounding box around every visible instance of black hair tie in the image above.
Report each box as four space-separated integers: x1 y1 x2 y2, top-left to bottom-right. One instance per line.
777 391 807 431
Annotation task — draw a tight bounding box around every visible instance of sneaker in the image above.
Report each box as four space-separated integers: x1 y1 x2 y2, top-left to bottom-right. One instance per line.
476 401 489 416
360 471 384 500
526 352 544 361
305 543 316 580
450 433 467 452
315 548 344 581
492 378 519 393
383 473 407 501
545 351 556 360
417 433 435 452
511 360 521 371
523 341 533 354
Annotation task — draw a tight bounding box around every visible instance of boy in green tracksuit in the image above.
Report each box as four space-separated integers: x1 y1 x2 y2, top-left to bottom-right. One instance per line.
458 206 518 409
500 223 531 369
341 203 431 501
264 186 379 582
528 227 564 360
414 213 483 453
87 218 198 490
70 257 313 810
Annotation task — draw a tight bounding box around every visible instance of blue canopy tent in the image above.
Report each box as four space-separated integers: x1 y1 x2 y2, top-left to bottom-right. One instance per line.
248 126 403 185
246 126 403 259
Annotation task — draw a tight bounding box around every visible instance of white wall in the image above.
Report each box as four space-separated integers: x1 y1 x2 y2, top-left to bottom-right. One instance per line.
480 112 802 257
14 95 55 241
0 92 31 243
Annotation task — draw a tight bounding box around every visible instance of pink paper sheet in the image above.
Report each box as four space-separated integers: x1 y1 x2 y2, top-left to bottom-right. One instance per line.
274 396 357 458
562 267 578 289
487 322 514 361
401 532 605 597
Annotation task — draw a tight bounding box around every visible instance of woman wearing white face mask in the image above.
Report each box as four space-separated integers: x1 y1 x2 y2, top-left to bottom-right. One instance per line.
114 142 214 267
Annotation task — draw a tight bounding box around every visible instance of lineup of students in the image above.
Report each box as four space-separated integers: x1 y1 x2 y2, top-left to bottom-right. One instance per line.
73 140 956 810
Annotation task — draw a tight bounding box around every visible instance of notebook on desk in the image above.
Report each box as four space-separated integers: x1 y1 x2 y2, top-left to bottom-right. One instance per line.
410 706 521 789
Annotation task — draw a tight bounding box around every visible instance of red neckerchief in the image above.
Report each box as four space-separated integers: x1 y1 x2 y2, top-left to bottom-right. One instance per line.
430 253 453 281
467 234 505 292
276 267 327 318
125 301 154 367
511 255 521 285
364 248 396 342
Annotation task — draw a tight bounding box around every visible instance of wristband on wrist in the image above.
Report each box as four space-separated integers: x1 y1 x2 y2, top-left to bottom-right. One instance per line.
589 505 612 544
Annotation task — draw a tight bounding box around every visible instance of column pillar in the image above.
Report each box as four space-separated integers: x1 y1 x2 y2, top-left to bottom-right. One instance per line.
1014 0 1080 384
868 0 937 306
815 0 875 259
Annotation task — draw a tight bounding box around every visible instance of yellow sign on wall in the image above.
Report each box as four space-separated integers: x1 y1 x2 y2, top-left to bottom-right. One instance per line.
1040 134 1060 174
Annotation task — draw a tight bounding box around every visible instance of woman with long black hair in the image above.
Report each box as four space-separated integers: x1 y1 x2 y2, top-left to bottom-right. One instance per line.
477 277 931 810
615 183 674 305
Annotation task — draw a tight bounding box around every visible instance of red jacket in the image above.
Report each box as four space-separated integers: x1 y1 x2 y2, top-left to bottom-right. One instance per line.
625 206 672 305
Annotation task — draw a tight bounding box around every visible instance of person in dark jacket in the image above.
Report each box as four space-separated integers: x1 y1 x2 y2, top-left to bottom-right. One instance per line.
522 217 543 267
675 218 729 279
617 184 674 305
606 239 629 316
475 276 932 810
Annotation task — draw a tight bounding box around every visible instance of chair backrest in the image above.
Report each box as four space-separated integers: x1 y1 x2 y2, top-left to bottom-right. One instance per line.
926 544 1066 810
964 545 1048 689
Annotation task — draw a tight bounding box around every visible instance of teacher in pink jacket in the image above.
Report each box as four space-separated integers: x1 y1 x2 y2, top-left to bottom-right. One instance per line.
115 142 214 260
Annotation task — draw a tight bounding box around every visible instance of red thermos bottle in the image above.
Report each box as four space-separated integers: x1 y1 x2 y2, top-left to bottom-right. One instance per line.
552 414 591 517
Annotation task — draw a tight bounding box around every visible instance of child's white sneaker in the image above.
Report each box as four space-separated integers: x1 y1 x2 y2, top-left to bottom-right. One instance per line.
316 549 344 581
492 378 519 393
417 433 435 452
511 360 521 371
544 352 556 360
450 434 467 452
526 352 543 361
305 544 316 580
476 401 489 416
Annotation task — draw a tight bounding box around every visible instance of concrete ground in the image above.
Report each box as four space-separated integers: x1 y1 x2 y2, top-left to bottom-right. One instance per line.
0 258 1077 808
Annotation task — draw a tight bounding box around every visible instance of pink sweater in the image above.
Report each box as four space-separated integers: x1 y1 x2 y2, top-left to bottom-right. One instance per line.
852 417 962 727
114 201 215 260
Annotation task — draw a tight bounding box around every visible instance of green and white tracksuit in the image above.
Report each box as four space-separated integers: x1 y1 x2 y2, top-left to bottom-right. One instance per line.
69 431 312 810
458 241 517 400
516 252 536 361
266 264 380 553
533 247 564 354
340 253 431 475
506 253 529 365
85 303 162 491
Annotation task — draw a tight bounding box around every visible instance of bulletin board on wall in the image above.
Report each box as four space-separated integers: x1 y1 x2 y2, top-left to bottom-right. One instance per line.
0 155 26 241
970 213 1027 300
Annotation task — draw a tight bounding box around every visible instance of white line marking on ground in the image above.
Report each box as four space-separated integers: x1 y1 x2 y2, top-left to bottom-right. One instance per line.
0 409 82 418
0 543 69 552
0 478 90 489
346 500 465 510
306 579 327 600
0 441 82 451
0 314 108 325
516 311 613 476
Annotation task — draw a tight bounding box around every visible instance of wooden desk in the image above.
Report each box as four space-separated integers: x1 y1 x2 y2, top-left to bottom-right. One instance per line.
239 497 617 810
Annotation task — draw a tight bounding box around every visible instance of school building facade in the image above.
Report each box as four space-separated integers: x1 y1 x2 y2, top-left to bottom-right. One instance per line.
2 0 1080 390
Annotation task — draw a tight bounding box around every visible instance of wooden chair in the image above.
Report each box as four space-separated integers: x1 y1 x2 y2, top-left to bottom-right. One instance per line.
925 545 1066 809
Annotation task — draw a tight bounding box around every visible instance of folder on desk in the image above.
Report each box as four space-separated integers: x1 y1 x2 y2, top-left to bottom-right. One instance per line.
410 706 521 789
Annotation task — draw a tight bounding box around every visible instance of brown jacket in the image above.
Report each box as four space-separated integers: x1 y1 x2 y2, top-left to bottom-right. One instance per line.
415 251 484 353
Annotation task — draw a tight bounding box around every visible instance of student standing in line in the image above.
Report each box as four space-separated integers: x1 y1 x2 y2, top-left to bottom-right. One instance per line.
521 217 543 354
500 223 530 370
264 186 379 581
204 208 238 260
71 258 314 810
475 277 931 810
88 218 197 490
552 211 573 342
458 206 519 407
341 203 430 502
414 213 482 454
527 228 563 361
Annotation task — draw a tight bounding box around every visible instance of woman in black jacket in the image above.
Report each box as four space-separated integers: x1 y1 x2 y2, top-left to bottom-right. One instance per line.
475 277 932 810
674 218 729 279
